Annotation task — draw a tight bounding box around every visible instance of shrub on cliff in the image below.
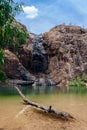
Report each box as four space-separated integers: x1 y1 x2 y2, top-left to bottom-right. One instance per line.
69 74 86 88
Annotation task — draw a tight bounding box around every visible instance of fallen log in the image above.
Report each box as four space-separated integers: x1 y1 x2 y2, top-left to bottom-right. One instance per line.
14 86 75 120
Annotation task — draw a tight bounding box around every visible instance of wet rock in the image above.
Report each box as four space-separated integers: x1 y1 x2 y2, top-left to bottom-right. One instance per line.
29 34 48 74
7 79 34 86
32 74 55 87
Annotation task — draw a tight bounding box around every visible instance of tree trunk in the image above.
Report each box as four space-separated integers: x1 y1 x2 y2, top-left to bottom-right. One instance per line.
14 86 74 120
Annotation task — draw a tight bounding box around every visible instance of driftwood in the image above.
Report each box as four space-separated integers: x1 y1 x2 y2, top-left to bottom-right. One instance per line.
14 86 74 120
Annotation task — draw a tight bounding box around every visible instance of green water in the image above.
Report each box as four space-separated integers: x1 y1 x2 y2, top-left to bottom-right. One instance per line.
0 85 87 123
0 85 87 130
0 84 87 97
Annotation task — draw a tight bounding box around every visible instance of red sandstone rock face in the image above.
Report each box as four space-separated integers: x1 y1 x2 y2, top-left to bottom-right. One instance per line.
3 49 20 79
2 24 87 88
43 25 87 83
18 44 32 70
3 49 34 81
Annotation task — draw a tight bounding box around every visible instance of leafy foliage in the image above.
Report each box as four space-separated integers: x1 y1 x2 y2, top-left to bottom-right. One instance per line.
0 0 28 49
0 49 5 67
0 0 22 27
0 0 28 82
69 74 86 88
0 22 28 49
0 70 7 83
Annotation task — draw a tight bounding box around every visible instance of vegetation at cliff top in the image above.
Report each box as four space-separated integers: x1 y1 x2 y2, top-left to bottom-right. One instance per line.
0 0 28 82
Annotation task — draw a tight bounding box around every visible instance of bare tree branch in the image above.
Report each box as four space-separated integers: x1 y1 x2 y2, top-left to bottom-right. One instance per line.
14 85 75 120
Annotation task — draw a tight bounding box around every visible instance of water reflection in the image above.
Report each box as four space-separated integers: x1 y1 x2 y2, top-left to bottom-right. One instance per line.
0 85 87 96
0 85 55 95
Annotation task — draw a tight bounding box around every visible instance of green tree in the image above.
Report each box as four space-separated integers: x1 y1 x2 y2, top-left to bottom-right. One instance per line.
0 0 28 82
0 49 6 82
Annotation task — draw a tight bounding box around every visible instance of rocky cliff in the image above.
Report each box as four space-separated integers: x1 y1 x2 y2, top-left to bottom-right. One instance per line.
3 23 87 89
43 25 87 85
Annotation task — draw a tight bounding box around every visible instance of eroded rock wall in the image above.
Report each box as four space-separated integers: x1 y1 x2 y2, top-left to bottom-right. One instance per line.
3 24 87 88
43 25 87 84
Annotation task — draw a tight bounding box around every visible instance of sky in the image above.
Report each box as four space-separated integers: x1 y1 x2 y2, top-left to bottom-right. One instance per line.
14 0 87 34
